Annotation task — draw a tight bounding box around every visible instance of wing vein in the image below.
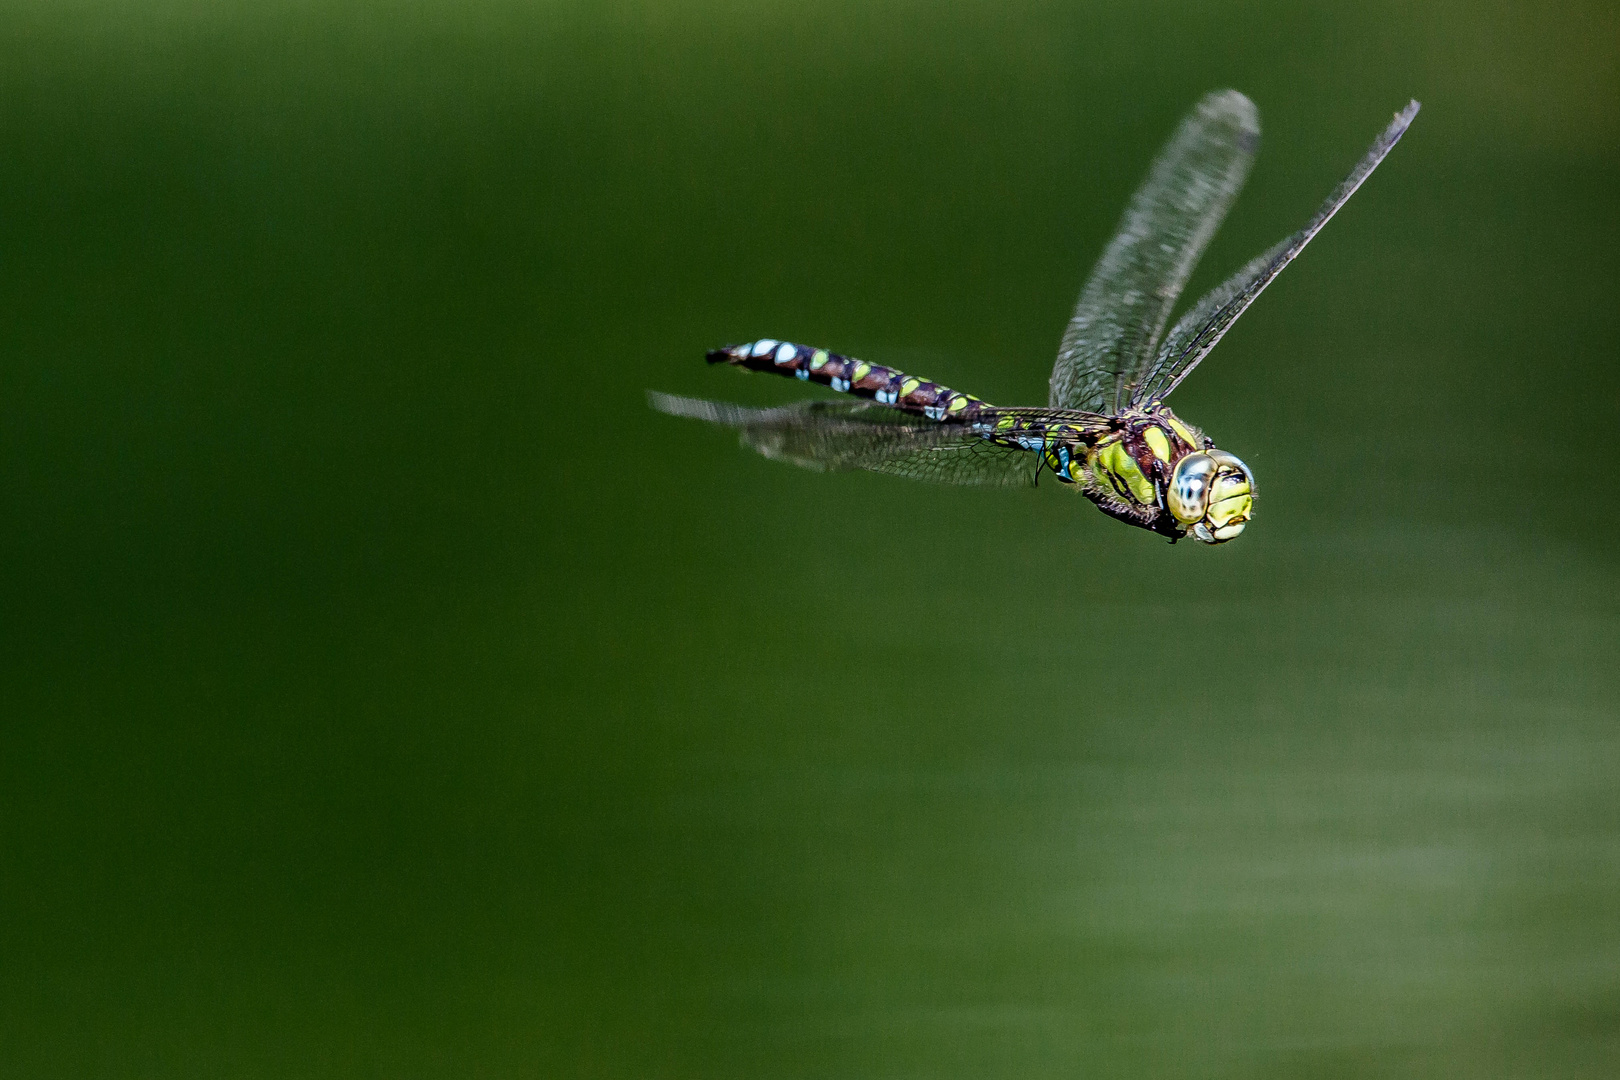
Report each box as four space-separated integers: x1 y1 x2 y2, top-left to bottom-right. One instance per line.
1139 99 1421 405
1048 90 1260 413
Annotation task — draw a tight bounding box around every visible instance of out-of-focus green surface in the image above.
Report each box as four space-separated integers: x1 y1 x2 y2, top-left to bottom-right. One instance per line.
1 1 1617 1076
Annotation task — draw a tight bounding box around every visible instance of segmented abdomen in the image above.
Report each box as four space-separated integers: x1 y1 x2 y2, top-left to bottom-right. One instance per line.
708 340 987 421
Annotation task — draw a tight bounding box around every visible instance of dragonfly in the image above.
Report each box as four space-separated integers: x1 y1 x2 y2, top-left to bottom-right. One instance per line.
651 91 1419 543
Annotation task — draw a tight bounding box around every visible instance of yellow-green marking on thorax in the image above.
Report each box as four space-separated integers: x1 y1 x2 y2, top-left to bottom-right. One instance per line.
1143 425 1172 463
1164 415 1202 450
1090 436 1157 505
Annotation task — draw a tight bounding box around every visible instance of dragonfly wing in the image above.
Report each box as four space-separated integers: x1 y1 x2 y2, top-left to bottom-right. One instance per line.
1049 90 1260 413
1137 100 1421 406
865 440 1041 487
648 393 1042 487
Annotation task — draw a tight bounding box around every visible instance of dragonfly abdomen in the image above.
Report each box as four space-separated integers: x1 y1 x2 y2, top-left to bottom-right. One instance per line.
708 340 986 421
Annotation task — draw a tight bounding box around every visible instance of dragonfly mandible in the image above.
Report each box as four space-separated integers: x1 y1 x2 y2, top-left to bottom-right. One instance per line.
652 91 1419 543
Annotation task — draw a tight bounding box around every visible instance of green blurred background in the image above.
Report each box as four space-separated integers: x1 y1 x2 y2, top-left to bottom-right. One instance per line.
1 1 1616 1076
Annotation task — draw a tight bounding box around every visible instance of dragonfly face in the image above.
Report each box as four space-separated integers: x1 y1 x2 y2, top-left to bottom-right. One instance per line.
1167 449 1255 543
651 92 1417 545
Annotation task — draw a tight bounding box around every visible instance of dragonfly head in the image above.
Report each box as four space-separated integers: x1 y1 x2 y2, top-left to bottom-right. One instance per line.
1167 449 1254 543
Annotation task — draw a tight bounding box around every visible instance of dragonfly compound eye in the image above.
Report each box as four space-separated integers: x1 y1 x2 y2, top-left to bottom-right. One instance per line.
1168 452 1217 524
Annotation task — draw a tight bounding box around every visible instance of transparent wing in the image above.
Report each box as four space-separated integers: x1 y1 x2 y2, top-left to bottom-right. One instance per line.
867 441 1044 487
648 393 1043 487
1049 89 1260 414
1136 99 1421 406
